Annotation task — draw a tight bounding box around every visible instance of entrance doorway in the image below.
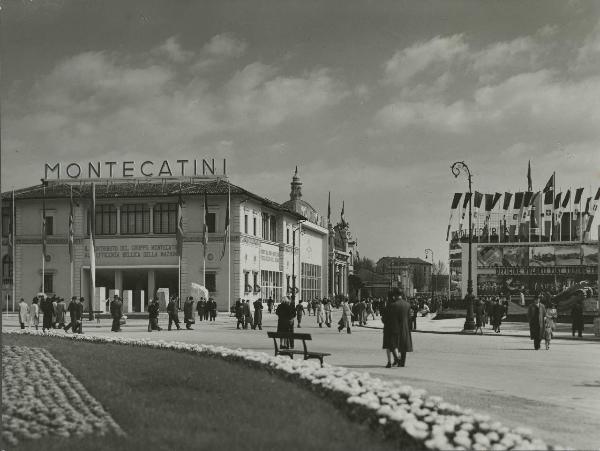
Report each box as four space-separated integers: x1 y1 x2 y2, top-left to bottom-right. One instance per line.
123 269 148 312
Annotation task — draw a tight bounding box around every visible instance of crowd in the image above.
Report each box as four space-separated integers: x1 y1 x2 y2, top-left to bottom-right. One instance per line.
18 295 84 334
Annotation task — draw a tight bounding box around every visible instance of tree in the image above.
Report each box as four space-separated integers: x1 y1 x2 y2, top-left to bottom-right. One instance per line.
348 274 364 300
412 267 426 292
432 260 447 275
354 257 375 273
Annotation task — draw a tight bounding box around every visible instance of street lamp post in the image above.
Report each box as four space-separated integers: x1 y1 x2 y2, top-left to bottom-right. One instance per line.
290 220 305 346
425 248 435 310
451 161 476 331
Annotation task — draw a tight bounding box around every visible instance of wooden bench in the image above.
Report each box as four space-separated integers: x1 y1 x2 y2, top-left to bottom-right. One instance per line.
267 332 331 367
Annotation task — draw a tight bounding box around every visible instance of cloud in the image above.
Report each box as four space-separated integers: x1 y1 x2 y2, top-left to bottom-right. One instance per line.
575 19 600 73
153 36 194 63
225 64 349 128
203 33 247 58
383 34 468 86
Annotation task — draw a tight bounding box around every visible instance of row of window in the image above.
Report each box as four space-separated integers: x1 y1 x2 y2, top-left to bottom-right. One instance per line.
301 263 322 302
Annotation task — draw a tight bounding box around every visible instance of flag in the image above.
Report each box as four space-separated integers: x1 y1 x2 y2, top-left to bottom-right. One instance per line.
554 192 562 210
482 193 494 240
574 187 584 206
527 160 532 192
446 193 462 241
341 200 346 226
530 191 541 232
176 193 184 257
562 189 571 209
542 186 553 238
68 186 74 263
473 191 483 209
42 183 47 259
511 192 524 241
543 174 554 193
502 192 513 211
520 191 533 240
220 192 230 260
584 187 600 233
203 191 208 256
500 192 512 242
327 192 331 225
458 192 472 236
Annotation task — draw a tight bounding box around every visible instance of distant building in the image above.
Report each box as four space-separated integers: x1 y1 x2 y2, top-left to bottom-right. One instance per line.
361 257 432 298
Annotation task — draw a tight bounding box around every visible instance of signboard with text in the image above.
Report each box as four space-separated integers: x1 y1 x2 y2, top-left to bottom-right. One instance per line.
84 238 178 266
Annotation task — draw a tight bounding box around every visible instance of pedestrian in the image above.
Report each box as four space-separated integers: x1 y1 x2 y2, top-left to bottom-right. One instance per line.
51 296 58 328
527 295 547 350
197 297 206 322
409 300 418 331
484 297 492 326
316 300 325 328
30 297 40 330
491 298 503 333
167 296 181 331
65 297 83 334
148 298 162 331
267 297 274 314
40 295 54 332
18 298 29 329
366 298 375 320
544 303 557 350
252 298 263 330
110 295 123 332
338 299 352 334
55 297 67 329
571 295 584 338
382 293 413 367
295 300 305 328
244 300 253 329
208 297 217 321
275 297 294 349
474 299 485 335
183 296 195 330
323 299 332 327
235 299 244 329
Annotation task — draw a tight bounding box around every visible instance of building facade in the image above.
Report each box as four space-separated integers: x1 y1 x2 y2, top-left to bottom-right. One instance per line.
1 176 333 312
372 257 432 297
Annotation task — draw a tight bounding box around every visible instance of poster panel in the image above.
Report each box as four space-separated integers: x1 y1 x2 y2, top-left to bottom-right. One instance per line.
529 246 555 267
555 245 582 266
581 244 598 266
477 246 502 267
502 246 528 267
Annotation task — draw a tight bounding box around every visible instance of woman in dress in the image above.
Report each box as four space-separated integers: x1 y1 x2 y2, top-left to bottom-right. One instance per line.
30 297 40 330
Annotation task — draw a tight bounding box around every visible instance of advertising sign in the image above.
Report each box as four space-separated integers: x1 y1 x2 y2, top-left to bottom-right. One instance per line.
529 246 555 267
581 244 598 265
502 246 528 267
555 245 582 266
477 246 503 267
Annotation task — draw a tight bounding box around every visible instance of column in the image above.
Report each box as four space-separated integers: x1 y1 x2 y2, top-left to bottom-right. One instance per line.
149 203 154 234
114 270 123 296
116 205 121 235
148 269 155 306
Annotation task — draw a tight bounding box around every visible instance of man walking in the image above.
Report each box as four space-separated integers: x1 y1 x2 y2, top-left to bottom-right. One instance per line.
208 297 217 321
571 294 585 338
183 296 195 330
148 298 162 331
243 300 253 329
252 298 263 330
65 297 84 334
110 295 123 332
295 300 305 328
324 298 332 327
55 297 67 329
40 295 54 332
18 298 29 329
527 295 547 350
167 296 181 331
382 293 413 367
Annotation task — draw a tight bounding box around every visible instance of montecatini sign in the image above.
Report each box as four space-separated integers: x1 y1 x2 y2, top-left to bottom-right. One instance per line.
44 158 227 180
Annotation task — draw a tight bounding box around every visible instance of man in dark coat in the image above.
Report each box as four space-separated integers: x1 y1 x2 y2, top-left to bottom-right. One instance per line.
166 296 181 331
65 296 84 334
243 300 253 329
252 299 263 330
207 297 217 321
527 295 547 350
40 295 54 332
148 298 162 331
382 294 413 367
110 295 123 332
571 295 584 338
235 299 245 329
183 296 195 330
197 297 206 322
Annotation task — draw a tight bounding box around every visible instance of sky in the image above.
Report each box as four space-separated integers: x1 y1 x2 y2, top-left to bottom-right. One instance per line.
2 0 600 265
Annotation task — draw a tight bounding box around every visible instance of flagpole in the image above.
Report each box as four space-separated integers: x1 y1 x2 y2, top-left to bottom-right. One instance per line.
12 188 16 312
203 191 206 286
41 182 46 294
69 185 73 299
569 188 573 242
227 183 231 313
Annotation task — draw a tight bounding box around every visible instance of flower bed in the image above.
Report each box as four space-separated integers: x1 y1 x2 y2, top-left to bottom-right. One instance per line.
2 345 124 446
3 330 561 450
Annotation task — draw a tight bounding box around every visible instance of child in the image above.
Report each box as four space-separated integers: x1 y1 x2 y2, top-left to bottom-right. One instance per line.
544 304 557 350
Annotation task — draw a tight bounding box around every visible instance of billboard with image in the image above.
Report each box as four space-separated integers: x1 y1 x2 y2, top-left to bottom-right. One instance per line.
581 244 598 266
477 246 503 267
555 245 582 266
529 246 555 267
502 246 528 267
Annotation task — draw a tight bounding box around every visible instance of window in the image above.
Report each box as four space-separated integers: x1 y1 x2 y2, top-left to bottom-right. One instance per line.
43 273 53 294
286 228 289 244
205 273 216 292
244 215 248 234
253 217 257 236
253 272 258 288
153 203 177 234
45 216 54 236
1 207 10 237
2 255 13 284
244 272 250 291
120 204 150 234
261 270 283 301
94 205 117 235
301 263 321 301
206 212 216 233
270 216 277 241
262 213 269 239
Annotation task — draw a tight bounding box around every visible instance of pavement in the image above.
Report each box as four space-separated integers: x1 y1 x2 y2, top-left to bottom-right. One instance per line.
3 311 600 450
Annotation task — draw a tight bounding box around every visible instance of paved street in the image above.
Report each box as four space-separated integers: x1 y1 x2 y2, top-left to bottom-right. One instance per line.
3 311 599 449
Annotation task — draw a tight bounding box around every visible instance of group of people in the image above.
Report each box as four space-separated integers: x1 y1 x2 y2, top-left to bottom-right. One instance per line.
234 299 264 330
473 297 508 334
147 295 218 332
18 295 84 334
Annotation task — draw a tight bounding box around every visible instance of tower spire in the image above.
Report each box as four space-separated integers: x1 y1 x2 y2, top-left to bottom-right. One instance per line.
290 166 302 201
